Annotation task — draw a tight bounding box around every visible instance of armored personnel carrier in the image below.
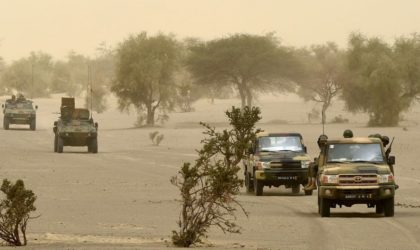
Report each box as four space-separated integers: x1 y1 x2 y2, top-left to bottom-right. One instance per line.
53 97 98 153
2 94 37 130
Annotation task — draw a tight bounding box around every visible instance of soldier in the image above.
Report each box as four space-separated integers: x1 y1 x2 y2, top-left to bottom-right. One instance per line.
343 129 353 138
304 134 328 191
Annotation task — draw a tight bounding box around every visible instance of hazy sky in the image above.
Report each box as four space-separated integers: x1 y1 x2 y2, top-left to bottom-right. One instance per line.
1 0 420 62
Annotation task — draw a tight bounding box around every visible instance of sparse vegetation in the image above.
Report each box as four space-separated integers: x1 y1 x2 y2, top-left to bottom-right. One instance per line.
149 131 165 146
330 115 349 124
171 106 261 247
0 179 37 246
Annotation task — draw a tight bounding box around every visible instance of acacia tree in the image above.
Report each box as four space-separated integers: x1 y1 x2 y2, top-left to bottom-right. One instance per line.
186 34 296 108
171 106 261 247
1 51 53 98
112 33 179 126
296 43 345 124
343 33 410 126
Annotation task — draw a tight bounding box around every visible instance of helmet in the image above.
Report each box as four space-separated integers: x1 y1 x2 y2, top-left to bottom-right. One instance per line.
317 134 328 148
381 135 390 147
343 129 353 138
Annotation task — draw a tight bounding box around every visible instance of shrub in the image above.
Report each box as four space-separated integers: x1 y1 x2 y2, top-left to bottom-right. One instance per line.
0 179 37 246
149 131 164 146
171 106 261 247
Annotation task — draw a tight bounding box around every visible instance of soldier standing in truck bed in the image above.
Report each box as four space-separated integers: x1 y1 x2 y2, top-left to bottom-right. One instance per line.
304 134 328 191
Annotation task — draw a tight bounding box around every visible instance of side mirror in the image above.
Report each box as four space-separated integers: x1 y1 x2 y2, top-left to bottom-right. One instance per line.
95 122 98 129
248 146 254 155
303 145 307 153
388 156 395 165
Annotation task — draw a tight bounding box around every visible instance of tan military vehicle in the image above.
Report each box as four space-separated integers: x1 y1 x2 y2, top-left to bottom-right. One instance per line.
53 97 98 153
243 132 312 196
316 137 396 217
2 95 37 130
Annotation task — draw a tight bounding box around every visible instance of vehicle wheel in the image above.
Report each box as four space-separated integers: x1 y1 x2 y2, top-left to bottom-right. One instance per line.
54 135 58 152
57 136 64 153
245 172 254 193
320 198 330 217
30 119 36 130
292 184 300 194
3 118 9 130
317 195 321 214
254 176 263 196
90 138 98 154
376 201 384 214
384 197 394 217
305 189 313 196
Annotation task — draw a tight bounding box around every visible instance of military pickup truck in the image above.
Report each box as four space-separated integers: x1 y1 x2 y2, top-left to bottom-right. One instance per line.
243 132 311 196
2 95 37 130
317 137 396 217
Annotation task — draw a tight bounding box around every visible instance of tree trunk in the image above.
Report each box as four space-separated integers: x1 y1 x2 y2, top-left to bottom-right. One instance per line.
245 88 252 107
238 87 246 109
146 105 155 126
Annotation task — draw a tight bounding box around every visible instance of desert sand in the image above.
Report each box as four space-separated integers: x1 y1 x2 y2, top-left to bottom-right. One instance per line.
1 93 419 249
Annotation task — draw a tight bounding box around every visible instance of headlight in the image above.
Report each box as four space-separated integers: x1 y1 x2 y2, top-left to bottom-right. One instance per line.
320 174 338 184
257 161 270 169
301 160 310 168
378 174 394 183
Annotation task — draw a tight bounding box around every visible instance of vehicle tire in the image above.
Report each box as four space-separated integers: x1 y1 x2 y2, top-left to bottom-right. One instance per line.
90 138 98 154
254 176 263 196
375 201 384 214
292 184 300 194
30 119 36 130
305 189 313 196
320 198 331 217
57 136 64 153
3 117 9 130
245 172 254 193
384 197 394 217
54 135 58 152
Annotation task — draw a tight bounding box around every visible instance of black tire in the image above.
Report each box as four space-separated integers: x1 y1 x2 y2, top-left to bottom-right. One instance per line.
376 201 384 214
30 119 36 130
254 176 263 196
292 184 300 194
57 136 64 153
245 172 254 193
3 117 9 130
90 138 98 154
317 195 321 214
305 189 313 196
54 135 58 152
384 197 394 217
320 198 331 217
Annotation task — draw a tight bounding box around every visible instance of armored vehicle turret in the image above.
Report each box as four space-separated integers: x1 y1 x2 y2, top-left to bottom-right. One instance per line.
53 97 98 153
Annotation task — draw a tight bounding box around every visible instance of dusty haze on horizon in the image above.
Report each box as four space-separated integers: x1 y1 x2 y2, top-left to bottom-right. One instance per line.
1 0 420 62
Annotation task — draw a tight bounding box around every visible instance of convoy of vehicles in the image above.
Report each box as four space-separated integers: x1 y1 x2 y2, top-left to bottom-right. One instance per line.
1 94 398 218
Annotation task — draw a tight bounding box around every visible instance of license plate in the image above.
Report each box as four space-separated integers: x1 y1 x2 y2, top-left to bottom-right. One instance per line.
278 176 298 180
344 194 372 199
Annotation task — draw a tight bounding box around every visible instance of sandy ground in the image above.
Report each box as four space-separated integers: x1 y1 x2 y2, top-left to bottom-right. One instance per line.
0 93 420 249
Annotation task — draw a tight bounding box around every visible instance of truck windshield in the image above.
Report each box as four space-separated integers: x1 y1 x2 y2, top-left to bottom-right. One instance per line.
327 143 385 163
257 136 303 152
